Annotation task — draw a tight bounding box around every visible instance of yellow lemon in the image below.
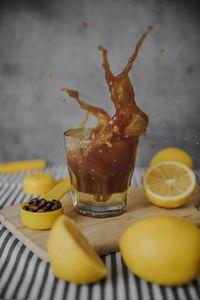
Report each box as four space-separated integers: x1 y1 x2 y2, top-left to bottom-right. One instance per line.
47 215 108 284
150 147 193 169
119 215 200 286
23 173 56 195
143 162 196 208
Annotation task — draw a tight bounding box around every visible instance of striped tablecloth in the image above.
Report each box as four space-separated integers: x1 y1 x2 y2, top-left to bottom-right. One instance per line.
0 165 200 300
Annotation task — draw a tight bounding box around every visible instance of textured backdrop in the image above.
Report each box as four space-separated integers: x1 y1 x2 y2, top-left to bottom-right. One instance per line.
0 0 200 167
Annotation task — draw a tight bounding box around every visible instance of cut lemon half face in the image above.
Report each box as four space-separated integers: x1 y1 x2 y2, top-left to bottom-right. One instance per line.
47 215 108 284
143 162 196 208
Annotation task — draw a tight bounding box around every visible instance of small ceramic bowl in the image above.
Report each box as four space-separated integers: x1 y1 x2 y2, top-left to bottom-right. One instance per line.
20 201 63 230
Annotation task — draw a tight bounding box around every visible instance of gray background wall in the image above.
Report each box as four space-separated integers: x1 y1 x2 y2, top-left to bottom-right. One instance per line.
0 0 200 167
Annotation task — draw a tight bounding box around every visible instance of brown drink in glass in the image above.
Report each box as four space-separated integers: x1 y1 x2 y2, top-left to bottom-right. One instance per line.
63 25 154 217
65 128 139 216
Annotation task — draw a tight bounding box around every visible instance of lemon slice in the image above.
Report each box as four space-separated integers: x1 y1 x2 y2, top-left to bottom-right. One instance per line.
143 161 196 208
47 215 108 284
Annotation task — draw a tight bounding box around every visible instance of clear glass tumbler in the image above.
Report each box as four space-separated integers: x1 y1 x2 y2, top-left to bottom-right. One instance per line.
64 128 139 217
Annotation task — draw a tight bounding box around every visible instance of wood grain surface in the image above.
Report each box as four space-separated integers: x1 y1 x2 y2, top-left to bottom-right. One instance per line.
0 187 200 261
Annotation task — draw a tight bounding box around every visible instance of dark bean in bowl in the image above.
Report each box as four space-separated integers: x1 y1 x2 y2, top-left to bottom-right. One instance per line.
23 198 62 212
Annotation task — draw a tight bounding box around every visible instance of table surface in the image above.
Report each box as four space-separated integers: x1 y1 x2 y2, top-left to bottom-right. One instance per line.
0 165 200 300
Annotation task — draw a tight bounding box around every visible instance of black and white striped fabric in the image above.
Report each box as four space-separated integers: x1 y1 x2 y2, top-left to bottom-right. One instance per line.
0 165 200 300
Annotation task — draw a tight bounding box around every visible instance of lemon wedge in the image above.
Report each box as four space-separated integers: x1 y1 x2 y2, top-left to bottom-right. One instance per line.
47 215 108 284
143 161 196 208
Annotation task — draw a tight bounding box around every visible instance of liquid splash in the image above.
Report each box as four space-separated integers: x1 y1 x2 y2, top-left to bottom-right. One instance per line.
62 24 154 142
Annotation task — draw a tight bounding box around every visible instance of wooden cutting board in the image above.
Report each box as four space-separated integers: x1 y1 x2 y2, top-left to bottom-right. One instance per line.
1 187 200 262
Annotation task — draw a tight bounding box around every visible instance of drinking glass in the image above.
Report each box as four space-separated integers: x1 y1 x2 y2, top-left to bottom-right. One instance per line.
64 128 139 217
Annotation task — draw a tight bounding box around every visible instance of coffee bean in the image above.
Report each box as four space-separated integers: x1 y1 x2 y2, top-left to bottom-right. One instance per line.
54 203 60 210
29 205 38 212
38 199 47 208
51 205 55 211
37 207 48 212
46 202 52 209
32 198 40 205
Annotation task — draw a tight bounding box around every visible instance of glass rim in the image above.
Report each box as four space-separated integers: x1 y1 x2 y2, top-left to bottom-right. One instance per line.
64 128 140 142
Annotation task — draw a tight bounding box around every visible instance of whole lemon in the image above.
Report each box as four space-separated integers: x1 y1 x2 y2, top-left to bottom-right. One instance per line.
150 147 193 169
119 215 200 285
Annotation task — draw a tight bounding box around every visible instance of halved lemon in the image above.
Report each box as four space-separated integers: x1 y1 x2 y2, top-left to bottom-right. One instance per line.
143 161 196 208
47 215 108 284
